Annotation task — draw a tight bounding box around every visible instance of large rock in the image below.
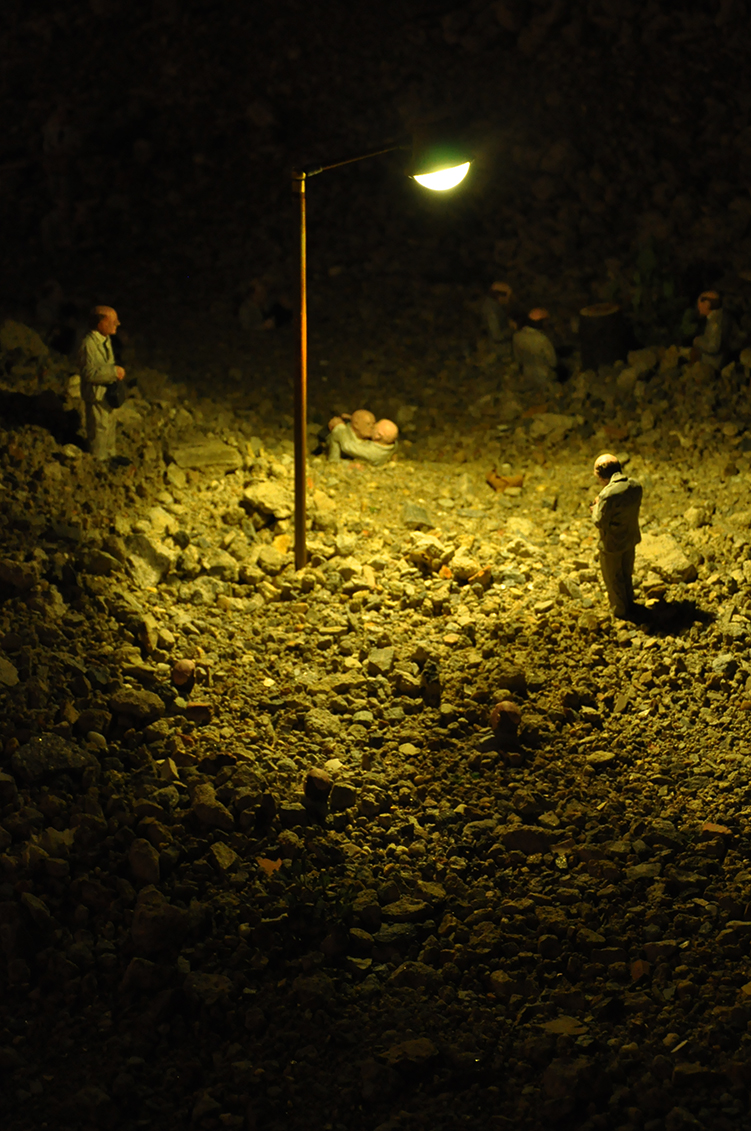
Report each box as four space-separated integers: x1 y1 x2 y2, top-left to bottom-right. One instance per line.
402 502 433 530
305 708 342 740
131 886 188 954
168 440 242 470
637 533 697 583
126 534 177 588
202 548 239 582
242 481 293 519
450 547 481 581
527 413 578 441
109 688 166 725
0 559 40 591
129 838 161 885
11 735 98 783
192 783 234 830
0 656 19 687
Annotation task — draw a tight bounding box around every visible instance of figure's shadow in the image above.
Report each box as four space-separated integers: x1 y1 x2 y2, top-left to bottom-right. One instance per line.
632 600 715 635
0 390 84 448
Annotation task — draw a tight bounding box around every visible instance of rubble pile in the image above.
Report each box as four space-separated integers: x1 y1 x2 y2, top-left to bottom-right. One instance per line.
1 319 751 1131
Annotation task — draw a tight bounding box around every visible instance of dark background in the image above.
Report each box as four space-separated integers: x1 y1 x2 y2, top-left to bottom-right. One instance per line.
3 0 751 371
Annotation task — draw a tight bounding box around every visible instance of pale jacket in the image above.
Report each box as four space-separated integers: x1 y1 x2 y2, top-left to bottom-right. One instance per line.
512 325 557 383
78 330 118 403
593 472 642 554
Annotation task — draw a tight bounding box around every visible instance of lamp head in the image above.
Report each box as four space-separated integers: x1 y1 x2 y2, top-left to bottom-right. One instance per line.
408 140 471 192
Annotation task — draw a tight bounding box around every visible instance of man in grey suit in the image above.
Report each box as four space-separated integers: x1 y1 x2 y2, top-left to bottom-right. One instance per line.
77 305 126 463
591 453 642 620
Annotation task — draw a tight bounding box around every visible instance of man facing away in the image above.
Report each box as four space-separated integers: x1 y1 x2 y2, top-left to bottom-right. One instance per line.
77 305 126 464
590 453 642 621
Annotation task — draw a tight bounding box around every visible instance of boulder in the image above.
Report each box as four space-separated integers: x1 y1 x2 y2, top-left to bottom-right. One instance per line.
168 440 242 470
131 887 188 954
11 735 98 783
637 533 697 583
126 534 177 588
109 688 166 725
242 481 293 519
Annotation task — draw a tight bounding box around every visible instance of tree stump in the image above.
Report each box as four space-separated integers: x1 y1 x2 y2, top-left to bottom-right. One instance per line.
579 303 626 371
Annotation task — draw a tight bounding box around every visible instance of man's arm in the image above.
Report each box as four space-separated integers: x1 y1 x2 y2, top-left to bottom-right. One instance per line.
78 336 119 385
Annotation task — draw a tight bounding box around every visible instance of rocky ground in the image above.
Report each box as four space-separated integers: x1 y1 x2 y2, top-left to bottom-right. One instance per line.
3 309 751 1131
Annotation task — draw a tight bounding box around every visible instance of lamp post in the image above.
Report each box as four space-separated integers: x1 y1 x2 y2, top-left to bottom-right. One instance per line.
291 142 471 570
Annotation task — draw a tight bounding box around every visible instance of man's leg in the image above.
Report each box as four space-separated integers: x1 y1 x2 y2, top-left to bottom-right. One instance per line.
599 550 630 618
621 547 636 608
86 402 117 461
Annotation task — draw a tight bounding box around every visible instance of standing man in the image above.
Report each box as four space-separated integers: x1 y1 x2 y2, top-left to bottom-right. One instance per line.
591 453 642 621
512 308 557 393
692 290 726 371
78 305 126 464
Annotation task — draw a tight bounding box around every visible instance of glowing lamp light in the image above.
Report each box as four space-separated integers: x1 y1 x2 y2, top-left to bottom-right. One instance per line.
412 161 471 192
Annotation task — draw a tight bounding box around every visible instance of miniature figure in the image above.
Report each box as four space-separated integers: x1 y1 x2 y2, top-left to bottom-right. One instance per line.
512 307 557 390
691 291 726 370
77 305 127 465
326 413 398 465
327 409 376 438
481 281 516 342
590 453 642 621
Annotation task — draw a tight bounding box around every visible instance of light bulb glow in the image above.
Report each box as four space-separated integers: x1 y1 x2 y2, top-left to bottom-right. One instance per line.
412 161 470 191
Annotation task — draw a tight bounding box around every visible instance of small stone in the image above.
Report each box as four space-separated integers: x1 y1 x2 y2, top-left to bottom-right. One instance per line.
208 842 238 873
109 687 166 725
643 939 678 962
171 658 196 689
585 750 615 768
183 971 233 1005
169 440 243 471
367 646 394 676
0 656 19 686
305 707 342 740
329 782 357 812
380 898 430 923
625 862 662 881
129 838 161 885
500 825 550 855
305 767 333 802
630 959 651 981
131 887 188 954
192 783 234 830
402 502 433 530
671 1062 721 1089
383 1037 438 1069
700 821 732 839
490 700 521 736
11 734 98 783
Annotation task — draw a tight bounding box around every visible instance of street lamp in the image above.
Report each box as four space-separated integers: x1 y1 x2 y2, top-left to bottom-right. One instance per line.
291 141 471 569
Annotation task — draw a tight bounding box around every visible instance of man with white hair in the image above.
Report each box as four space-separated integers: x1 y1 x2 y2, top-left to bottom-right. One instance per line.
591 453 642 620
77 304 126 464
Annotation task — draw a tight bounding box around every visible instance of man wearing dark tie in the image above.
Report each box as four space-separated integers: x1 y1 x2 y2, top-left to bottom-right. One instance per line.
77 305 126 464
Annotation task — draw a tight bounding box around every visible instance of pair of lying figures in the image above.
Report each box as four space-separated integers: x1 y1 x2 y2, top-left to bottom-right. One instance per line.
325 409 399 465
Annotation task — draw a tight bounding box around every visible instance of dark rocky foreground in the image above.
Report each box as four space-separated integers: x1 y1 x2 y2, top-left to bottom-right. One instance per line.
2 313 751 1131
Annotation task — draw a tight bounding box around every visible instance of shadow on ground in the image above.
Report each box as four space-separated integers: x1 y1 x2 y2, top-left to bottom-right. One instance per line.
637 600 716 636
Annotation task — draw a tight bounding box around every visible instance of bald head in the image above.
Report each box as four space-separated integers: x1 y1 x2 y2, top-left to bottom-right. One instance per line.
372 418 398 445
528 307 549 326
350 409 376 439
90 305 120 335
594 453 621 482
